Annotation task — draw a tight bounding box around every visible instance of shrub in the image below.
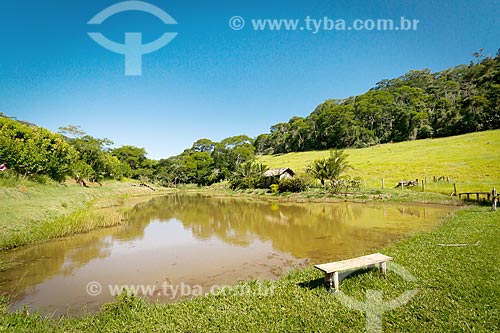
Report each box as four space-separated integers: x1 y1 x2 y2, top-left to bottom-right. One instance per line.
328 176 363 193
0 117 77 182
229 162 267 190
278 177 308 193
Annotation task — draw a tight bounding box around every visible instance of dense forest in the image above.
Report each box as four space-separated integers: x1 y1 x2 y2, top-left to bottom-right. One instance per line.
255 50 500 154
1 50 499 187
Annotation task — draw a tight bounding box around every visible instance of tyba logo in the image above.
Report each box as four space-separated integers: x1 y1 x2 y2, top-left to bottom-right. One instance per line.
88 1 177 76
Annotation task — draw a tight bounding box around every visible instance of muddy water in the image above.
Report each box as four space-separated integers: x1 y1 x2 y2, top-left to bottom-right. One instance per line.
0 194 456 315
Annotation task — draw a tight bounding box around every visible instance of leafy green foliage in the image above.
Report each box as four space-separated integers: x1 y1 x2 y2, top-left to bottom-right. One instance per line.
0 117 77 181
277 177 308 193
327 176 363 193
112 146 147 171
229 161 267 189
66 135 129 182
0 118 140 183
180 151 215 186
154 135 257 187
307 150 351 186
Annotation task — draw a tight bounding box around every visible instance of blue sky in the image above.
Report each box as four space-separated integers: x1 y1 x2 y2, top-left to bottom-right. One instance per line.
1 0 499 159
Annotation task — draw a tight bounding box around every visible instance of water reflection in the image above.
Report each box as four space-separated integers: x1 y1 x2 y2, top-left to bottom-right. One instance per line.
125 194 452 259
0 194 456 315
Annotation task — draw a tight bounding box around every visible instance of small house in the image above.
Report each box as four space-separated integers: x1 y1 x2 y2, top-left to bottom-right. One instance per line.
263 168 295 184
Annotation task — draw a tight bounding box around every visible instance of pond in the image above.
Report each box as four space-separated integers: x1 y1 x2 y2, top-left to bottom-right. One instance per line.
0 194 457 315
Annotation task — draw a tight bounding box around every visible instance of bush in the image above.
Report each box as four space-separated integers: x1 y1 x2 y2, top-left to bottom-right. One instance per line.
328 176 363 193
0 117 77 182
278 177 308 193
229 162 267 190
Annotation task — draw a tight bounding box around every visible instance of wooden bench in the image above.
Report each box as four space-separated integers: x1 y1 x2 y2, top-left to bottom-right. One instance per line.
314 253 393 291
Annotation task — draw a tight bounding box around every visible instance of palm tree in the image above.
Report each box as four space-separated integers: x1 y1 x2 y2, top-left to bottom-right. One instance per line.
306 158 329 186
230 161 268 189
307 150 351 186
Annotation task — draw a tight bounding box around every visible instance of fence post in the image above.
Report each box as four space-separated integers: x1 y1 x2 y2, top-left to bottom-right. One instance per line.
381 178 384 189
493 188 497 211
421 179 425 192
452 183 457 196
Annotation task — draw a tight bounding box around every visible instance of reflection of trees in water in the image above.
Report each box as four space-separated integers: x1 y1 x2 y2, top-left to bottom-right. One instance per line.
124 196 449 261
123 194 417 260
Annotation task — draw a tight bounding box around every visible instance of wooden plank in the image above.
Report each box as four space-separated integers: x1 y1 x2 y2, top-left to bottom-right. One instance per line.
314 253 393 274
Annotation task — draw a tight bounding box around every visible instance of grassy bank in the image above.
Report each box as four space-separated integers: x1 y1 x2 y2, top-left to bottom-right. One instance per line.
195 185 465 206
1 206 498 332
259 130 500 193
0 180 167 250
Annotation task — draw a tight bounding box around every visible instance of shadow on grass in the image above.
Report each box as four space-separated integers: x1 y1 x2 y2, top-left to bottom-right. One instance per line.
299 268 379 291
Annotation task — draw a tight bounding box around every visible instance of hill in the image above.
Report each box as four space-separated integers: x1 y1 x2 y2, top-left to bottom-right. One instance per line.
255 52 500 155
259 130 500 193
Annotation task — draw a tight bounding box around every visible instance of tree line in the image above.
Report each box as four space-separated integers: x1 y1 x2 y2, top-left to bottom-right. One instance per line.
255 50 500 154
0 116 257 187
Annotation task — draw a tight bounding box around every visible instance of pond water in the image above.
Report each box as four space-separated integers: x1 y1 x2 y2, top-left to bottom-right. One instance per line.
0 194 457 315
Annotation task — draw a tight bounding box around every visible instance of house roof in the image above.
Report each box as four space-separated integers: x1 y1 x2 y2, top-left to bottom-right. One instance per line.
263 168 295 177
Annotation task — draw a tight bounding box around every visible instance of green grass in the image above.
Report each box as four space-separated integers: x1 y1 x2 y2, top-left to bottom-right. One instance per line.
259 130 500 193
0 180 167 250
0 181 114 249
1 206 498 332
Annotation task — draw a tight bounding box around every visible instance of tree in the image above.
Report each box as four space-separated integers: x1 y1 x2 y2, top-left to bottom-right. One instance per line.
306 158 329 186
307 150 351 186
1 118 77 181
220 135 255 165
112 145 147 171
191 138 215 153
254 134 271 154
180 151 215 186
154 157 185 187
210 135 256 181
354 90 395 142
58 125 85 138
69 135 119 182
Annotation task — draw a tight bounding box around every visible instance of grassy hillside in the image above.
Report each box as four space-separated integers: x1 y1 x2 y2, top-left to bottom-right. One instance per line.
0 180 166 250
259 130 500 193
